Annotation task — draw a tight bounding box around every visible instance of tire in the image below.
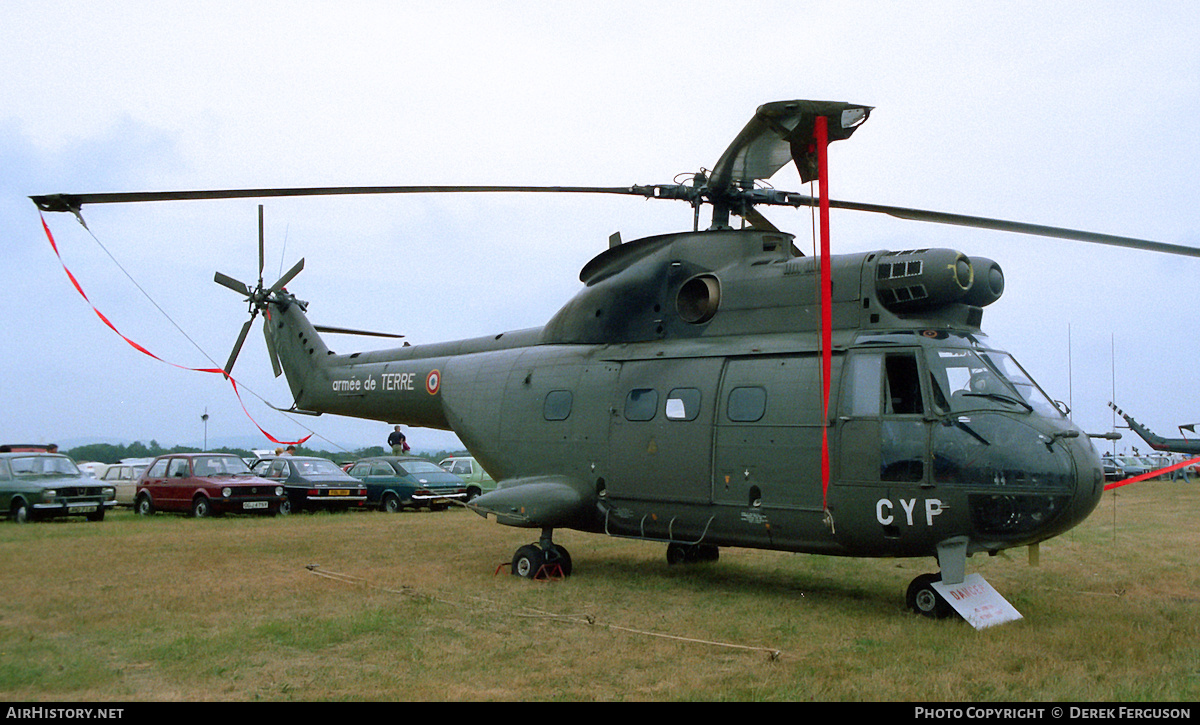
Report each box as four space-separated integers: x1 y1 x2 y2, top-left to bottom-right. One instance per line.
191 496 211 519
666 543 719 565
544 544 572 577
382 493 401 513
135 495 154 516
906 573 952 619
279 499 292 516
12 500 31 524
666 542 689 565
86 507 106 522
511 544 545 579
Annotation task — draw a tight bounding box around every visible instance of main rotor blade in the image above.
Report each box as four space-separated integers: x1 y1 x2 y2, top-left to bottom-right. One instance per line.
709 100 872 190
31 185 645 212
214 271 251 297
269 258 304 292
822 198 1200 258
257 204 265 287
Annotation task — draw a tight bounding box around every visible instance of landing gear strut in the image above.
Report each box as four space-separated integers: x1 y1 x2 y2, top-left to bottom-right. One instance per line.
510 528 572 579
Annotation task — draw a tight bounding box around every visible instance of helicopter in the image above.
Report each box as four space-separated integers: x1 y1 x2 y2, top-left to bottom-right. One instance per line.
32 99 1200 621
1109 402 1200 456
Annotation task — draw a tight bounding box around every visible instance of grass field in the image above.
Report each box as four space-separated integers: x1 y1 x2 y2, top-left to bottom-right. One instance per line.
1 481 1198 702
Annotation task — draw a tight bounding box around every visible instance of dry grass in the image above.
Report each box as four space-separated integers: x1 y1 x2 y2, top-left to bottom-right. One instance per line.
1 482 1198 702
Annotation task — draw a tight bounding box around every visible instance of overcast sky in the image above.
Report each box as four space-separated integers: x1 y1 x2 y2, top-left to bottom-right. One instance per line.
3 2 1198 456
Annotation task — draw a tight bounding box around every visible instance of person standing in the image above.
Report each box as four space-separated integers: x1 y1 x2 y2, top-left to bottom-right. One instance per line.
388 425 409 455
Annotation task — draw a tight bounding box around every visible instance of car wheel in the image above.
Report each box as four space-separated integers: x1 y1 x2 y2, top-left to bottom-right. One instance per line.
279 499 292 516
86 507 106 522
382 493 401 513
135 495 154 516
191 496 211 518
466 487 480 502
512 544 545 579
12 500 31 524
906 573 953 619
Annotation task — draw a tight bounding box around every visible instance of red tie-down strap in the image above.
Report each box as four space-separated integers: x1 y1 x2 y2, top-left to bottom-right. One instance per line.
39 213 310 447
1104 456 1200 491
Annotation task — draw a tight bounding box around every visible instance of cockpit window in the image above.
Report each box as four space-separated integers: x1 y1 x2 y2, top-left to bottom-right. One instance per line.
927 348 1061 417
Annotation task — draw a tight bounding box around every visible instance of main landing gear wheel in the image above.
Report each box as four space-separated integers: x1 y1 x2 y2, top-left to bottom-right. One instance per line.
510 529 572 579
906 573 953 619
666 542 719 565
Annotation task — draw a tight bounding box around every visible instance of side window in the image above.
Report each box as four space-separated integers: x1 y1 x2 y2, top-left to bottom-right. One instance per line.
846 353 883 417
349 463 369 477
727 386 767 422
885 354 924 415
665 388 701 421
168 459 190 478
269 460 288 478
543 390 573 421
371 462 393 476
0 459 9 481
624 388 659 421
147 459 168 478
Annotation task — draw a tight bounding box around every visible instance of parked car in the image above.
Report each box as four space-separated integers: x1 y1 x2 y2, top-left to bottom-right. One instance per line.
0 451 116 523
135 453 286 517
250 456 368 514
345 456 468 512
100 460 151 506
438 455 496 501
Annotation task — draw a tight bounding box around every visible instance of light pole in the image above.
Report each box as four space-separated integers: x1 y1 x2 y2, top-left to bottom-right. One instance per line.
201 410 209 451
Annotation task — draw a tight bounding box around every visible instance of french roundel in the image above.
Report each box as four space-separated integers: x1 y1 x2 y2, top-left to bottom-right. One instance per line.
426 369 441 395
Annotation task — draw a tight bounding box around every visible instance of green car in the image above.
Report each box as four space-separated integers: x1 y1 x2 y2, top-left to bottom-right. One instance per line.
0 451 117 523
438 456 496 501
346 456 468 512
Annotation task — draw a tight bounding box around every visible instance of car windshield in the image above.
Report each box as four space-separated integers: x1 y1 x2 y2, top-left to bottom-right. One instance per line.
294 459 345 475
193 456 254 476
926 347 1061 417
396 460 445 474
10 455 81 477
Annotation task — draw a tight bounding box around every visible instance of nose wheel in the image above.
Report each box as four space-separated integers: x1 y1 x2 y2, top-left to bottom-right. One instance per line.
906 573 953 618
510 529 573 579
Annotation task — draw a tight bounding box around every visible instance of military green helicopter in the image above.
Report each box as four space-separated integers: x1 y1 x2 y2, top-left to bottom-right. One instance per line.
33 99 1200 619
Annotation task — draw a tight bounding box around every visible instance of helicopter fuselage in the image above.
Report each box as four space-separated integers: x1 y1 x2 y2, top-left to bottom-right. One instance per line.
264 227 1104 563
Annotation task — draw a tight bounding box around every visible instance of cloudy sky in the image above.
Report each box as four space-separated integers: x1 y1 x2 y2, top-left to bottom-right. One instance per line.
3 2 1198 456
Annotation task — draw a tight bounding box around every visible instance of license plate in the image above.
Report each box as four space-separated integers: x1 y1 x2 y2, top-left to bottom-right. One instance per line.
327 490 349 496
73 505 97 513
243 501 268 510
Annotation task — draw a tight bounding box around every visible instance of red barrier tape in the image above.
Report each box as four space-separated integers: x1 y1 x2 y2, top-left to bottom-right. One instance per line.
1104 456 1200 491
40 213 310 446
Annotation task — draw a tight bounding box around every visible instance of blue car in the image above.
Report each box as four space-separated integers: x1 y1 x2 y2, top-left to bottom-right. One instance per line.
345 457 468 512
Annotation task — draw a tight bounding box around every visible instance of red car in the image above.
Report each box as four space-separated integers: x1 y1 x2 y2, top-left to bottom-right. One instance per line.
135 453 286 517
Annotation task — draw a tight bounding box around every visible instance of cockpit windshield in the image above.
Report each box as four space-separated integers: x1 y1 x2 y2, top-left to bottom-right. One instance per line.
926 346 1062 418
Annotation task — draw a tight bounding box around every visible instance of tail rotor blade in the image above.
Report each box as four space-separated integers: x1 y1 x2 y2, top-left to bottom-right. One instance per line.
224 316 255 375
214 271 251 297
270 257 305 292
